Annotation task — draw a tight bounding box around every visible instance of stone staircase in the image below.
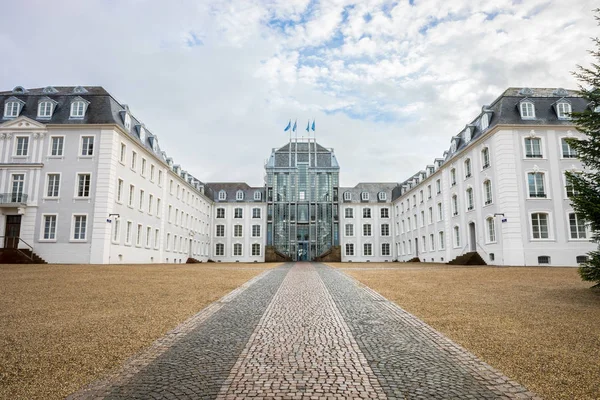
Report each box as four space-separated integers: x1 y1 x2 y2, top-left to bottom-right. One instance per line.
0 248 48 264
314 246 341 262
448 251 486 266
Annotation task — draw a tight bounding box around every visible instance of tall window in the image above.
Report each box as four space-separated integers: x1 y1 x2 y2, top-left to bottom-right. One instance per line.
486 217 496 242
234 208 243 218
483 180 493 205
381 224 390 236
466 188 474 211
252 225 261 237
126 221 132 244
565 173 579 198
345 243 354 256
252 243 261 256
47 174 60 197
420 211 425 227
136 224 142 246
363 208 371 218
233 243 242 256
437 202 443 221
363 224 372 236
15 137 29 156
430 234 435 251
345 224 354 237
81 136 94 156
141 158 147 176
216 208 225 218
464 159 472 178
43 215 57 240
120 143 126 163
112 219 120 242
439 231 445 250
363 243 372 256
51 137 64 156
452 195 458 216
453 226 460 247
252 208 261 218
481 147 490 169
524 138 542 158
131 151 137 170
380 208 389 218
561 138 578 158
528 172 546 198
345 208 353 218
128 185 135 207
436 179 441 194
234 225 243 237
531 213 549 239
73 215 87 240
215 243 224 256
450 168 456 186
569 213 587 239
236 190 244 200
77 174 91 197
11 174 24 202
428 207 433 224
381 243 390 256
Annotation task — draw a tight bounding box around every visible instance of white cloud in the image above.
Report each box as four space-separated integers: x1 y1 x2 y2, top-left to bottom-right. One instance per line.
0 0 597 186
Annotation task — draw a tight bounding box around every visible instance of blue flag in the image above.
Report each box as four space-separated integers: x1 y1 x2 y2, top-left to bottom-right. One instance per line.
292 120 297 132
284 120 291 132
311 120 316 131
306 120 310 132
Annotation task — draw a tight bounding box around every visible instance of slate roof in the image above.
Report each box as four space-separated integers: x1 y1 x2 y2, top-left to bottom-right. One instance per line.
205 182 265 203
393 87 587 201
266 140 340 169
339 182 398 203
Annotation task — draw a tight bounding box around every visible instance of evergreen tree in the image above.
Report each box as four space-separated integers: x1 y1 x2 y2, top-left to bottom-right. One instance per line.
566 8 600 287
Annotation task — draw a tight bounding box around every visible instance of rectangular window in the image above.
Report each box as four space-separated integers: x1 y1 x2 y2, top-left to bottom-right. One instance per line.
77 174 91 197
525 138 542 158
150 164 155 181
569 213 587 239
345 208 354 218
380 208 389 218
136 224 142 246
430 234 435 251
528 172 546 198
428 207 433 224
381 243 390 256
73 215 87 240
154 229 160 249
363 208 371 218
146 226 151 247
126 221 132 244
148 194 153 214
363 224 372 236
345 243 354 256
120 143 126 163
565 174 579 198
363 243 372 256
116 179 123 202
216 208 225 218
156 198 161 216
233 243 242 256
252 208 261 218
381 224 390 236
420 211 425 226
113 219 120 242
43 215 57 240
216 243 224 256
436 179 441 194
345 224 354 237
139 190 144 210
252 225 261 237
128 185 135 207
531 213 549 239
561 138 577 158
252 243 261 256
131 151 137 170
453 226 460 247
46 174 60 197
439 231 445 250
81 136 94 156
234 208 243 218
51 137 64 156
14 136 29 156
234 225 243 237
141 158 147 176
158 170 163 186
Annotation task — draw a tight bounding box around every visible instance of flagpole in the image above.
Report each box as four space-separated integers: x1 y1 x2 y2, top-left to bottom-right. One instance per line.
313 119 317 168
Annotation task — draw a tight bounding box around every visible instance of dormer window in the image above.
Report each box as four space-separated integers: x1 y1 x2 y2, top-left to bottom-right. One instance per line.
464 127 471 143
556 102 571 119
480 113 489 131
124 114 131 131
139 126 146 143
254 191 261 200
343 191 351 201
70 98 89 119
236 190 244 201
520 101 535 119
361 192 369 201
4 99 23 118
378 192 387 201
37 98 57 119
43 86 58 94
151 136 158 152
73 86 88 94
12 86 27 94
450 139 457 153
218 190 226 201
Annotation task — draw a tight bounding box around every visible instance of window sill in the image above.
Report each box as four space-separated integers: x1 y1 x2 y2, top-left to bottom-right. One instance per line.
38 239 57 243
47 155 65 159
69 239 88 243
43 197 60 201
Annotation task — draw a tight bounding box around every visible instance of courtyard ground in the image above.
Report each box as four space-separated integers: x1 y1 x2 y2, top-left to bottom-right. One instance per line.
0 263 276 400
327 262 600 400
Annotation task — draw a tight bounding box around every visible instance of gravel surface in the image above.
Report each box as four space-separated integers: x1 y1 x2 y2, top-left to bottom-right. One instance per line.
327 262 600 400
0 263 277 400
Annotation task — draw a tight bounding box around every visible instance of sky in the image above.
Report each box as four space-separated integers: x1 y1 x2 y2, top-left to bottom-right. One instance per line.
0 0 597 186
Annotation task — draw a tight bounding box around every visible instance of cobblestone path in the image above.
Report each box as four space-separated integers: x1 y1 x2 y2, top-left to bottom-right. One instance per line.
72 263 539 399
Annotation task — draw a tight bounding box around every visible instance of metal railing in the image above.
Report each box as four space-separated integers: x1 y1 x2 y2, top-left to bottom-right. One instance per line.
0 193 28 204
0 236 34 260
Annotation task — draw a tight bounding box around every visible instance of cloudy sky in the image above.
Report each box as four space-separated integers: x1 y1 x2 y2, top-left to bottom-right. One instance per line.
1 0 596 186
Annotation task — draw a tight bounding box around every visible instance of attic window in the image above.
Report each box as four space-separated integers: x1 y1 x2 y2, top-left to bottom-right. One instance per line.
378 192 387 201
450 139 457 153
43 86 58 94
218 190 226 201
519 88 534 96
124 114 131 131
4 100 23 118
520 101 535 119
343 191 351 201
480 113 489 131
464 127 471 143
73 86 88 94
70 99 88 118
556 102 571 120
12 86 26 94
361 192 369 201
38 100 56 118
151 136 158 152
254 191 261 200
236 190 244 201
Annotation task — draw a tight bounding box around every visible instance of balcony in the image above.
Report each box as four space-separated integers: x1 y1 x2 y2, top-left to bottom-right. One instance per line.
0 193 28 207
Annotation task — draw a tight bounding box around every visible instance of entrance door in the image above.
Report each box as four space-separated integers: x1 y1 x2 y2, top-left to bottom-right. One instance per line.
415 238 419 257
4 215 22 248
298 242 309 261
469 222 476 252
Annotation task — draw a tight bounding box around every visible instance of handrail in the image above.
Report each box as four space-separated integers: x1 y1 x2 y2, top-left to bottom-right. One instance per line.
0 193 28 204
0 236 34 260
476 242 489 257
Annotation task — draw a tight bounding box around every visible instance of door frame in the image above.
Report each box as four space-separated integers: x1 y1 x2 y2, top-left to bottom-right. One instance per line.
4 215 22 249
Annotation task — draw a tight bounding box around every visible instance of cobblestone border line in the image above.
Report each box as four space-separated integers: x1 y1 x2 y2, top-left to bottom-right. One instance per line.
68 268 277 400
317 264 542 400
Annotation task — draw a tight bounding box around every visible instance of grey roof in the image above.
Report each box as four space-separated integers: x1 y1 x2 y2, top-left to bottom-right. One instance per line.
266 140 340 169
339 182 398 203
394 87 587 200
205 182 265 203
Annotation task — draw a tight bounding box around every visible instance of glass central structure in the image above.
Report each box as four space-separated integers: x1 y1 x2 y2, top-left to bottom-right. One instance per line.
265 138 340 261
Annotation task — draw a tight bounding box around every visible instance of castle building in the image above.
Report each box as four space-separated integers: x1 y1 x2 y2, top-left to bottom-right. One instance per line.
0 86 595 266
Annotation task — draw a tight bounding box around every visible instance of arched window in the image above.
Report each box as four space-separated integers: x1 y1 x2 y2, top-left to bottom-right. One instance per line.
464 127 471 143
480 113 489 131
453 226 461 247
464 159 472 178
556 102 571 119
4 100 22 118
218 190 226 201
466 188 474 211
483 180 493 205
38 101 55 118
70 100 87 118
520 101 535 119
450 168 456 186
236 190 244 201
486 217 496 242
481 147 490 169
452 194 459 216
